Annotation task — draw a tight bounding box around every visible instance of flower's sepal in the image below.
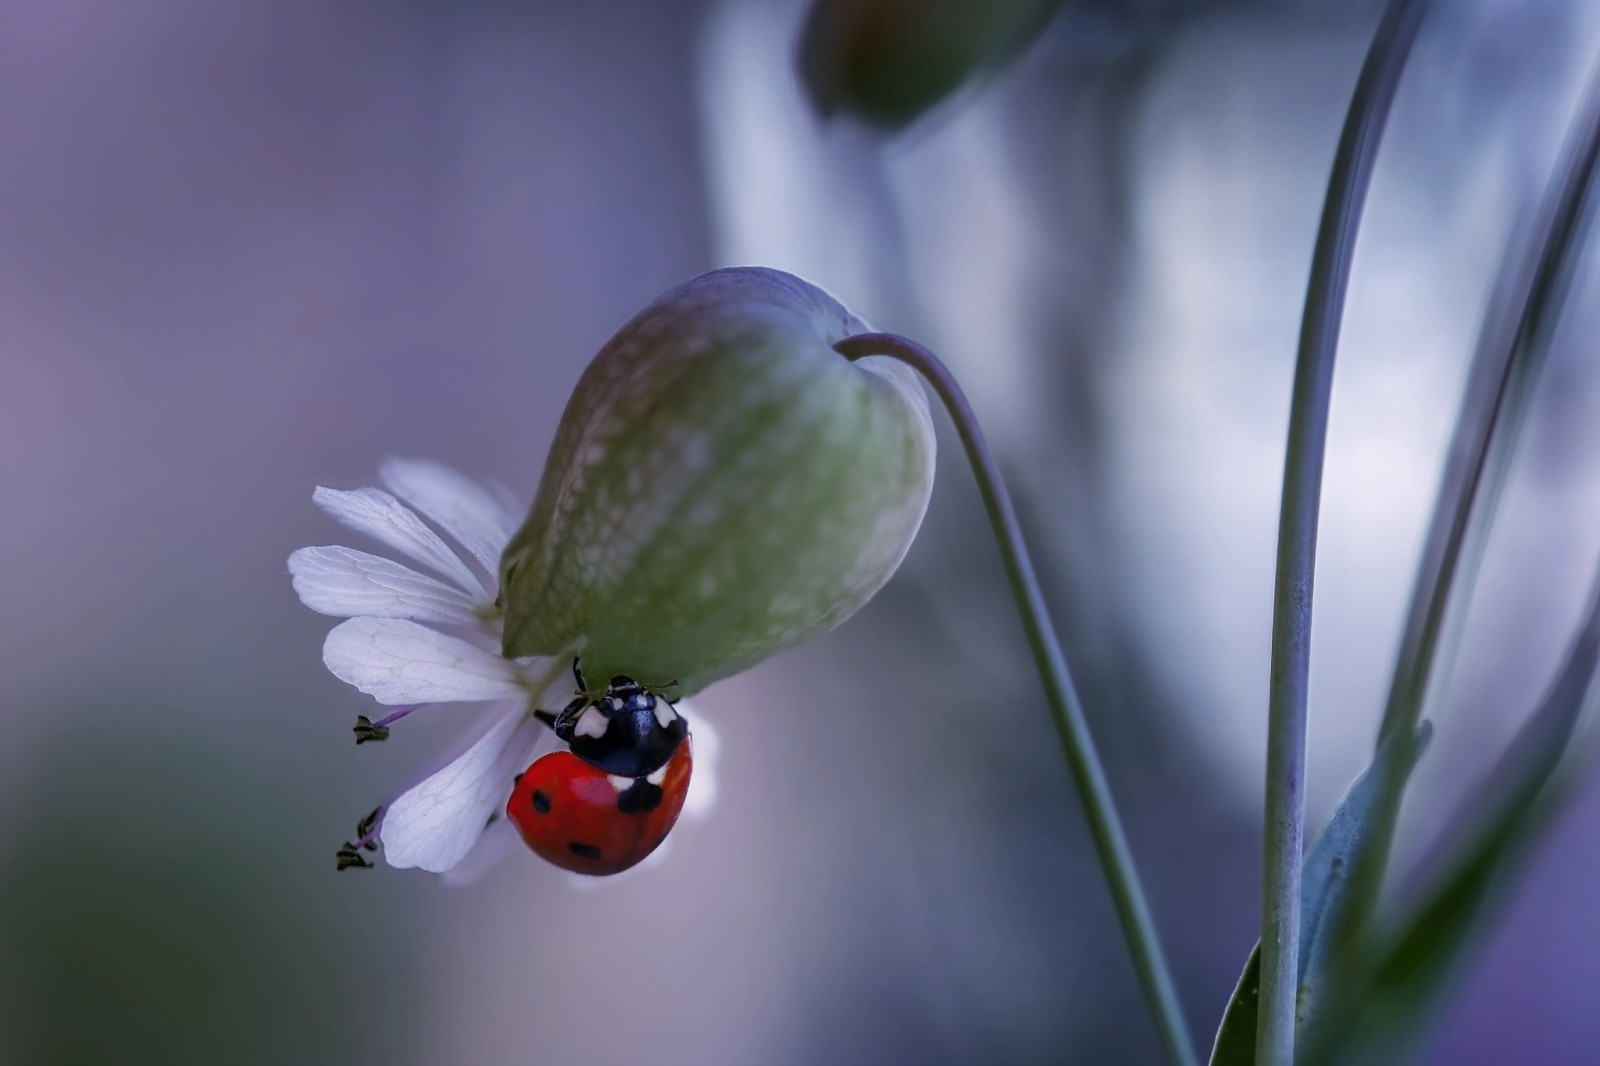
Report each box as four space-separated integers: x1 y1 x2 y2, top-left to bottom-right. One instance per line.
500 267 935 695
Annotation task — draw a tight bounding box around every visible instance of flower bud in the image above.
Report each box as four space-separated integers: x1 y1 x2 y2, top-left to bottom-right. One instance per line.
798 0 1064 129
500 267 935 694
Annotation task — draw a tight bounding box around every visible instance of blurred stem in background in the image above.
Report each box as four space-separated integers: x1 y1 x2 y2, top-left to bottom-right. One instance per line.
835 332 1199 1066
1368 45 1600 856
1310 46 1600 1063
1258 1 1432 1062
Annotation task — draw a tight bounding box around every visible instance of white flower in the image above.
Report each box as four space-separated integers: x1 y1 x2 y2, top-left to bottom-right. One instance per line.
289 458 716 879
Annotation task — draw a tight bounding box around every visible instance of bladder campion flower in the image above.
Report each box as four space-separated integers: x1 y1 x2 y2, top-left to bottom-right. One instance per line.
499 267 937 694
290 267 935 879
288 457 721 878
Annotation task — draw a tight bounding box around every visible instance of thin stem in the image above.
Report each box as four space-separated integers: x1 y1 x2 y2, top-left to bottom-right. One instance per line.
836 333 1197 1066
1377 56 1600 747
371 705 422 730
1258 2 1431 1062
354 806 386 850
1338 49 1600 1019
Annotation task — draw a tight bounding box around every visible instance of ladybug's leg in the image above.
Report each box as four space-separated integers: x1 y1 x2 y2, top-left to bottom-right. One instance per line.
570 656 587 695
545 694 591 740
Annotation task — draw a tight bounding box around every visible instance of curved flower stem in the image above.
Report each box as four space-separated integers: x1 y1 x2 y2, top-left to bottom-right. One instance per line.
1259 2 1430 1062
836 333 1197 1066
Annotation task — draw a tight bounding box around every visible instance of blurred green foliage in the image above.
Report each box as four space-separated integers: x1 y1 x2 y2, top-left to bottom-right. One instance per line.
0 703 419 1066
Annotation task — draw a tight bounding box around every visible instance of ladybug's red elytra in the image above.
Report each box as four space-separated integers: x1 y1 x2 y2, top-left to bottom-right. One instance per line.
507 660 693 876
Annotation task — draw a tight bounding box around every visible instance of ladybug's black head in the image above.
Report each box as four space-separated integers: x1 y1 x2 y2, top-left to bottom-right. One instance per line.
545 677 686 779
607 675 645 697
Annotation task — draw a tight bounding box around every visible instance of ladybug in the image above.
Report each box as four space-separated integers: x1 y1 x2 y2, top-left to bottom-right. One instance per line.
538 659 687 778
507 660 693 876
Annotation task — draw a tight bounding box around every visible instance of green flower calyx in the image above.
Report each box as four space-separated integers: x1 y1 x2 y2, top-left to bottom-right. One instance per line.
499 267 936 695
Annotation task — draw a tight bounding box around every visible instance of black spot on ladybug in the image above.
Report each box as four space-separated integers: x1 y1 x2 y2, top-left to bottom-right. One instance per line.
532 790 552 814
569 842 602 860
616 778 664 815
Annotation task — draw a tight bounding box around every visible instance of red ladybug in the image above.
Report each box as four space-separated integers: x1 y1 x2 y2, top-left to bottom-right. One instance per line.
507 661 693 876
507 736 693 876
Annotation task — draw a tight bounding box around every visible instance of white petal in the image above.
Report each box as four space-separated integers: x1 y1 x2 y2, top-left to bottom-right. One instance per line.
382 706 544 873
289 546 482 625
379 458 520 577
488 480 525 524
441 728 559 887
678 700 719 821
440 814 521 888
313 485 486 597
322 617 524 705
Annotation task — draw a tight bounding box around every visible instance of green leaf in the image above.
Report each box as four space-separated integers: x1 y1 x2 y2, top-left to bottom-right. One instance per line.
1209 722 1432 1065
1304 573 1600 1066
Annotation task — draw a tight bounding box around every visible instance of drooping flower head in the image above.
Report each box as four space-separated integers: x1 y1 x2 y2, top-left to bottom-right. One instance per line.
499 267 937 694
289 267 935 880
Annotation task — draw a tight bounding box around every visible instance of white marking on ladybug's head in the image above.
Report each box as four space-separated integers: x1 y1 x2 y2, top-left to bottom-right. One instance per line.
600 696 622 714
647 764 667 786
607 774 634 793
575 706 608 739
653 699 677 727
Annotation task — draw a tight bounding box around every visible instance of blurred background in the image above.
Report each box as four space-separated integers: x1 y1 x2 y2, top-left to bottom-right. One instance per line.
2 0 1599 1063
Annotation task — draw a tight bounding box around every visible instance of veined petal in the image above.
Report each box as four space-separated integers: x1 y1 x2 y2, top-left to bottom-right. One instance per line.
382 706 544 873
379 458 520 577
440 814 521 887
289 546 483 625
313 485 487 597
323 617 525 705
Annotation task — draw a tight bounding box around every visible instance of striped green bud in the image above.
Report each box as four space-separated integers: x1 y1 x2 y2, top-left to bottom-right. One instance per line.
500 267 935 694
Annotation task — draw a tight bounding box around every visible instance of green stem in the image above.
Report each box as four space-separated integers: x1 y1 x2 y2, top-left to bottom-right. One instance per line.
836 333 1197 1066
1377 56 1600 747
1344 49 1600 1017
1258 2 1430 1062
